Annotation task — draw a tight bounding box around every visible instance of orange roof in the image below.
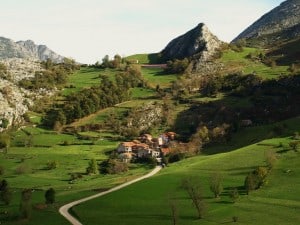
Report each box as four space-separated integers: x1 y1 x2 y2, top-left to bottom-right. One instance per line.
161 148 171 155
121 142 136 147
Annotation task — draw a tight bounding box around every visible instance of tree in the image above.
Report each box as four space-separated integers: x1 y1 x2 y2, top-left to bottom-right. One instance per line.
169 198 178 225
289 141 299 152
209 172 223 198
0 179 12 205
45 188 55 204
20 189 32 219
86 159 98 175
244 173 256 195
228 188 239 203
0 133 11 154
181 176 206 219
265 150 277 169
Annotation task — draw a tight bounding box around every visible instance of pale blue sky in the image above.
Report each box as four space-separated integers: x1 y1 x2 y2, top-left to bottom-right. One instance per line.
0 0 283 63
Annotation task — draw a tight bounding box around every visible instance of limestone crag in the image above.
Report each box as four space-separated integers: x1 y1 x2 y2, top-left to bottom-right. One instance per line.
1 58 43 82
161 23 222 62
0 78 33 131
0 37 64 63
232 0 300 45
127 102 163 132
0 58 54 131
161 23 223 74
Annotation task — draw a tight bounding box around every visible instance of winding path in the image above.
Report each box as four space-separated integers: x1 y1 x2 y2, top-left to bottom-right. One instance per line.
59 166 162 225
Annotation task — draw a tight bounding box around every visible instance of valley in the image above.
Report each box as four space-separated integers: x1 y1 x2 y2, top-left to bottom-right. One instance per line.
0 1 300 225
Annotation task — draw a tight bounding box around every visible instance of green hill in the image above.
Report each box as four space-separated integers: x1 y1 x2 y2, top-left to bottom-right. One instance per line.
73 118 300 225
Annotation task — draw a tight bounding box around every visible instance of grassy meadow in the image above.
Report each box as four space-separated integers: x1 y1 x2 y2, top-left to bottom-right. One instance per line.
73 118 300 225
219 47 289 79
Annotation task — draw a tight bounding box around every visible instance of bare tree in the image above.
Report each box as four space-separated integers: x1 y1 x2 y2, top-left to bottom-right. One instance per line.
169 198 178 225
209 172 223 198
181 176 206 219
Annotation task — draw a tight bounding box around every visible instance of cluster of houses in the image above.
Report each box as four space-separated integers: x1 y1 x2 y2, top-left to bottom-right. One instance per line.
116 132 176 163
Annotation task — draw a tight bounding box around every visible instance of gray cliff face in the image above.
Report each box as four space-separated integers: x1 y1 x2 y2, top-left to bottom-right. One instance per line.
232 0 300 44
0 37 64 63
161 23 222 62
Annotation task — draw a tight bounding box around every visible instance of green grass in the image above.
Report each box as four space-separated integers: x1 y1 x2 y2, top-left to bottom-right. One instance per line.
73 118 300 225
141 67 177 88
125 53 160 64
62 67 116 95
0 125 153 225
220 48 289 79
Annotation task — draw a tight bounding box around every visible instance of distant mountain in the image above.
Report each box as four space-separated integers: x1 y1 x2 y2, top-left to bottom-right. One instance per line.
160 23 222 62
0 37 64 62
232 0 300 46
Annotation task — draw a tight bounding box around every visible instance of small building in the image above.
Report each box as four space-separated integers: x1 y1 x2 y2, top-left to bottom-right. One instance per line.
117 142 136 153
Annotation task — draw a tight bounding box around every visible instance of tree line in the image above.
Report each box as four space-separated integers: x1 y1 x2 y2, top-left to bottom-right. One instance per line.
19 58 80 90
43 65 145 129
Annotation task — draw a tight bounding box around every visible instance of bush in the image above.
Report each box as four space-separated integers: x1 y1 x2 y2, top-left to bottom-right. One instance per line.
86 159 98 175
46 161 58 170
16 164 31 174
45 188 55 204
100 159 128 174
244 167 268 194
229 188 239 203
0 166 5 175
289 141 299 152
168 153 185 163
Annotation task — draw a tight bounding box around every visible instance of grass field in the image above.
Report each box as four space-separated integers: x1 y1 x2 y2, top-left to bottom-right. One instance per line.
141 67 177 88
62 67 117 95
73 118 300 225
220 48 289 79
125 53 160 64
0 125 152 225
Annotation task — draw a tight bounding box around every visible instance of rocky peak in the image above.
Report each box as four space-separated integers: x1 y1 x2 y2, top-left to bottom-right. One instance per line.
232 0 300 45
0 37 65 63
160 23 222 62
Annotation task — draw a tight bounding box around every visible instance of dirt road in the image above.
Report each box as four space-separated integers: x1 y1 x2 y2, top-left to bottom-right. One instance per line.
59 166 162 225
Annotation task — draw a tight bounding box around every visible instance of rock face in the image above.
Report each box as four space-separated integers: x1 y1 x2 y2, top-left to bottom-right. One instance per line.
0 37 64 63
0 58 54 132
160 23 222 62
232 0 300 45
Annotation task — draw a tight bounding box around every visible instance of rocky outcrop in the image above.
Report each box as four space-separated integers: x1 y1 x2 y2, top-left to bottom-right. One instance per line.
161 23 222 62
0 79 33 131
0 58 53 132
127 102 163 132
232 0 300 45
0 37 64 63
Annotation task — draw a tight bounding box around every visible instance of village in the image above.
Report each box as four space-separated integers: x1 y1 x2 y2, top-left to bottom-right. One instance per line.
116 132 177 163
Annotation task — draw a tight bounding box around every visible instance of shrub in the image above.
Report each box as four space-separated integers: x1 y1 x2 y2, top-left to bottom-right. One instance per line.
0 166 5 175
86 159 98 175
265 150 277 169
46 161 58 170
209 172 223 198
244 167 268 194
289 141 299 152
229 188 239 203
20 189 32 219
45 188 55 204
100 159 128 174
168 153 185 163
16 164 31 174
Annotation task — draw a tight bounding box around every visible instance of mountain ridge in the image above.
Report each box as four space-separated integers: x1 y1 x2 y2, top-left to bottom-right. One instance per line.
0 36 64 62
232 0 300 46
